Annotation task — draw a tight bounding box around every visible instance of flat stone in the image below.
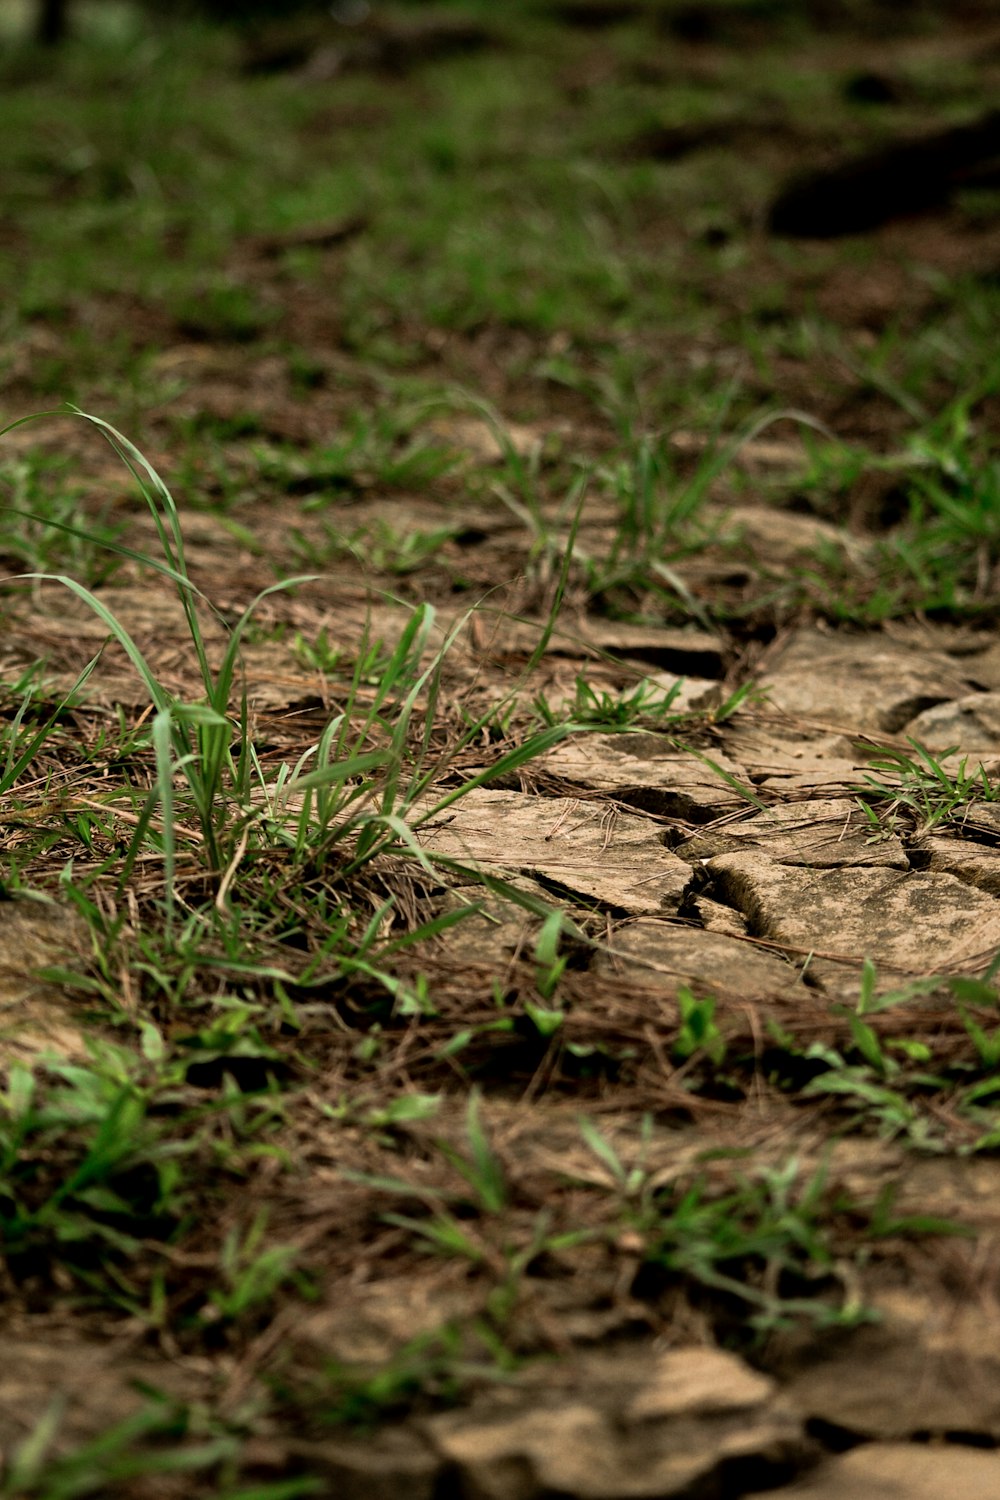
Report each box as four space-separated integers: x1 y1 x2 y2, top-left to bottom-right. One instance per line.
293 1275 482 1369
470 617 726 675
755 1444 1000 1500
676 798 907 869
595 919 805 996
624 1348 775 1423
760 629 967 734
706 853 1000 972
772 1287 1000 1441
544 735 753 820
12 583 231 706
722 725 860 775
426 413 548 464
962 802 1000 838
903 691 1000 753
720 504 864 569
432 879 552 969
428 1403 617 1500
419 790 692 914
719 726 868 798
688 893 748 936
0 901 89 1065
757 763 875 796
577 622 727 676
921 836 1000 897
427 1344 804 1500
958 638 1000 691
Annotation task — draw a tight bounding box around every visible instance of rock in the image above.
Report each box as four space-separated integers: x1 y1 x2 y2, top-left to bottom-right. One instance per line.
722 729 867 798
544 735 753 820
624 1347 775 1422
469 617 727 677
760 630 967 734
961 639 1000 692
706 854 1000 974
0 901 90 1066
292 1275 482 1368
428 1403 615 1500
595 919 805 997
903 692 1000 753
431 879 554 970
425 1344 805 1500
419 790 692 915
580 623 727 678
961 802 1000 838
772 1287 1000 1441
920 836 1000 897
720 505 864 570
757 765 870 796
756 1443 1000 1500
676 798 908 870
687 893 748 936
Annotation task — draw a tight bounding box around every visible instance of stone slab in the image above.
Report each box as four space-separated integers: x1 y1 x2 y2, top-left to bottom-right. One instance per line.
0 901 89 1066
595 918 805 996
720 503 865 569
426 1344 804 1500
760 629 968 734
419 790 691 914
903 691 1000 753
706 853 1000 972
544 734 752 820
468 616 726 675
922 836 1000 897
755 1443 1000 1500
676 797 908 869
772 1287 1000 1442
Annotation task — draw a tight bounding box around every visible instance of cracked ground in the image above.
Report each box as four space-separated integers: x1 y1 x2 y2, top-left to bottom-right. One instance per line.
3 2 1000 1497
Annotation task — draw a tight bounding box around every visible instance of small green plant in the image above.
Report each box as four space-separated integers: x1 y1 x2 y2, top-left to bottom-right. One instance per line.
273 1323 502 1433
673 987 726 1066
534 674 689 728
201 1211 312 1330
0 456 125 586
3 410 576 991
571 1122 942 1333
532 909 570 1002
0 1050 193 1282
0 1396 256 1500
288 515 461 577
637 1156 871 1332
577 1113 654 1202
263 417 457 502
856 737 1000 834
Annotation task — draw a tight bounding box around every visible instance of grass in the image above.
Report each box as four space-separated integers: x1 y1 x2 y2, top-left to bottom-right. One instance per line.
856 737 1000 836
2 1 1000 1493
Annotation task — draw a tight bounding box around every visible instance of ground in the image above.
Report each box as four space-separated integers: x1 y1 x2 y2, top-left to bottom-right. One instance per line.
3 1 1000 1496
